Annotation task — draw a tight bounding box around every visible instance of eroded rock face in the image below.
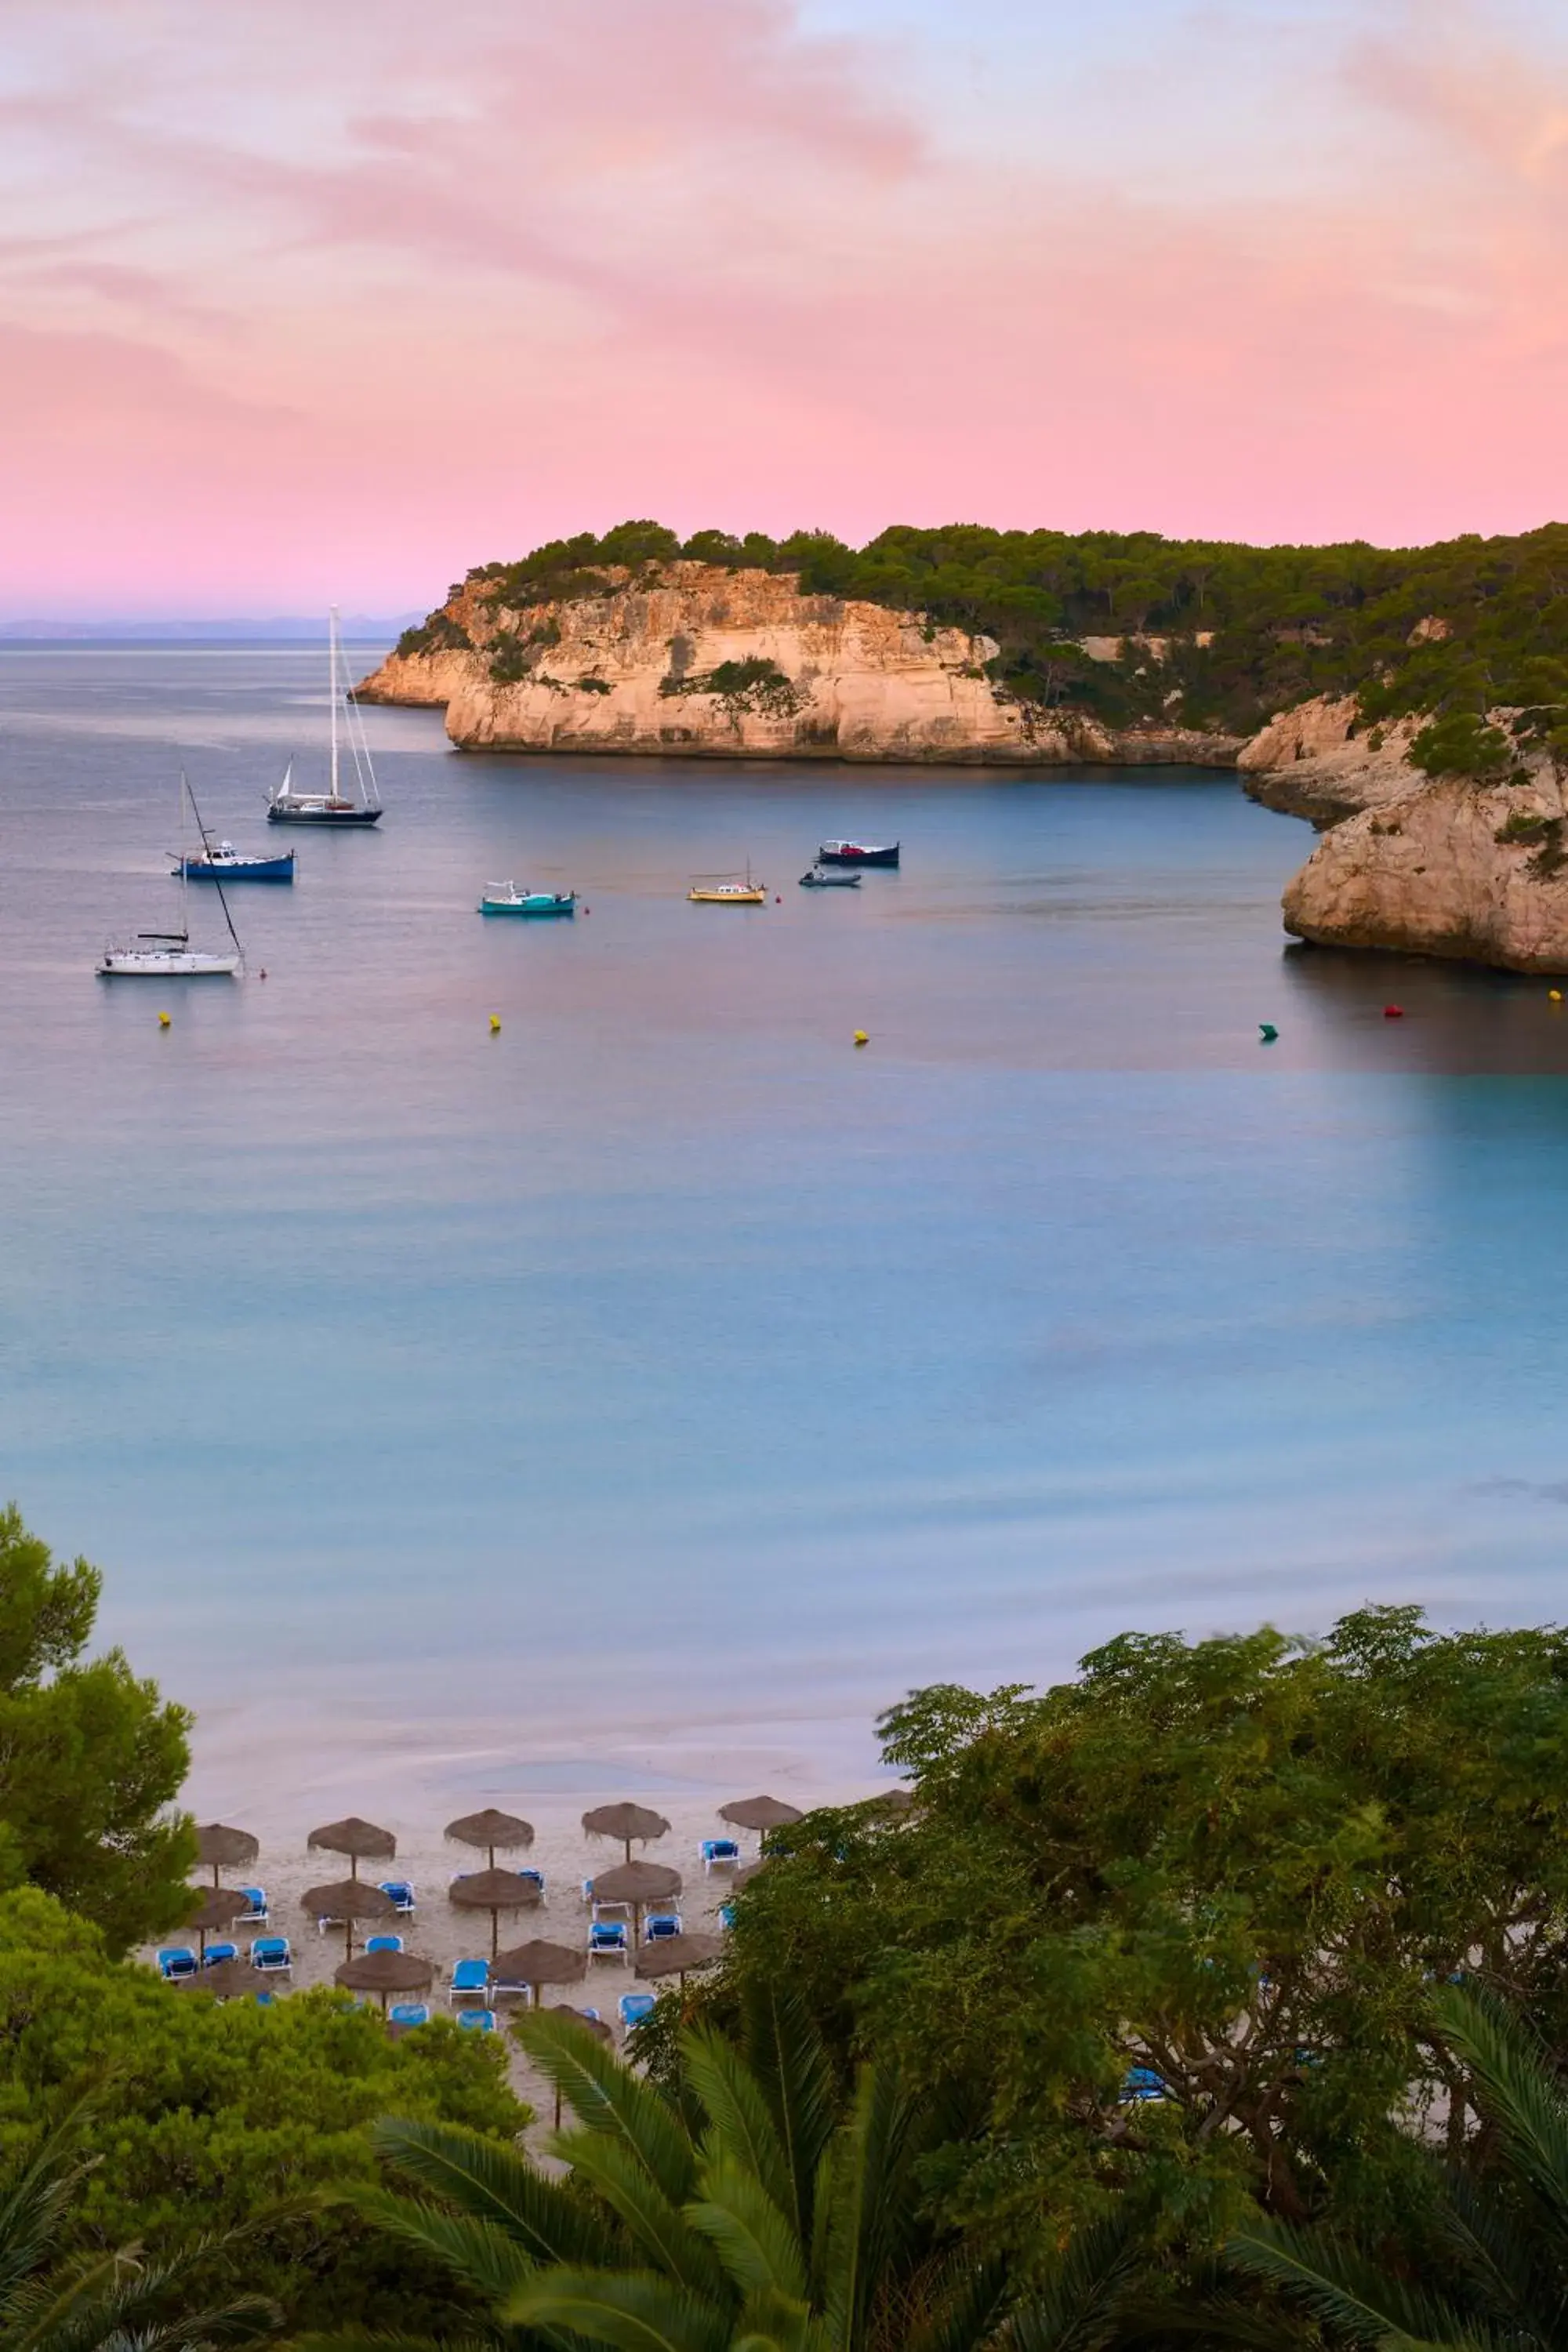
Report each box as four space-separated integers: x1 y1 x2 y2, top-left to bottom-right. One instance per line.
1237 695 1423 826
1280 760 1568 975
355 564 1243 768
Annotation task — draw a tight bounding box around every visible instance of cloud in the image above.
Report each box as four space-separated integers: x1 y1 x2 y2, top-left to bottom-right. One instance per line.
3 0 1568 609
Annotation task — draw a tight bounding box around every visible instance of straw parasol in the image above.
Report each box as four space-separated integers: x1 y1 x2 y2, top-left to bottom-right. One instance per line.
181 1885 252 1959
732 1860 766 1889
445 1809 535 1870
335 1948 435 2013
187 1957 269 1999
194 1824 259 1888
302 1878 398 1960
718 1795 803 1835
448 1867 543 1958
582 1802 670 1865
307 1817 396 1878
589 1858 681 1943
492 1937 586 2008
635 1932 724 1985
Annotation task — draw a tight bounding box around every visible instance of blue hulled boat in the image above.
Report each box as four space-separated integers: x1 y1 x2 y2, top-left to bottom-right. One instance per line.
479 883 576 916
174 842 295 882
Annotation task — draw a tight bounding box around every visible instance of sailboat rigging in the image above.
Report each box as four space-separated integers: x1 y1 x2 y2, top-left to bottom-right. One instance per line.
97 775 245 978
267 608 383 824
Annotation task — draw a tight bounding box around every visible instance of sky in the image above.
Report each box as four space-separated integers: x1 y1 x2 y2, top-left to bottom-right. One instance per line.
4 0 1568 613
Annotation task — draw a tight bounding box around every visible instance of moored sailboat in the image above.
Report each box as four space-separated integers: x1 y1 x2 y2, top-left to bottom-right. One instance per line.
267 609 383 825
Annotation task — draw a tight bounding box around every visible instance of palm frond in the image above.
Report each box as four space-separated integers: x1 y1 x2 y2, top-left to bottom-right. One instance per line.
817 2066 919 2352
1430 1985 1568 2245
680 2029 793 2221
736 1985 837 2253
369 2118 618 2267
1001 2213 1146 2352
1226 2219 1493 2351
899 2252 1014 2352
685 2156 808 2304
504 2264 733 2352
516 2015 695 2209
546 2133 727 2304
338 2187 542 2307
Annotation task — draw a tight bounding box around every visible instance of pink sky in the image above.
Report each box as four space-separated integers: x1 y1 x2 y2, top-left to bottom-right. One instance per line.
4 0 1568 613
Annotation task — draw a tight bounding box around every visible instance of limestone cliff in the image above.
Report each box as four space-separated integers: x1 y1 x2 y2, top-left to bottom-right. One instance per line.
355 564 1243 768
1240 695 1568 974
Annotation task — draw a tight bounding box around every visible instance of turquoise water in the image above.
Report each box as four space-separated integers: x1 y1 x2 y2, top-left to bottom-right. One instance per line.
4 645 1568 1802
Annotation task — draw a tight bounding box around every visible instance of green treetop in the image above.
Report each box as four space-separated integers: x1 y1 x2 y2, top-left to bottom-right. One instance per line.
0 1504 194 1953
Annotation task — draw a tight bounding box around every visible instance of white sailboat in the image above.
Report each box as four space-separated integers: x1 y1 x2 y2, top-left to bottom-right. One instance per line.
99 777 245 978
267 608 383 824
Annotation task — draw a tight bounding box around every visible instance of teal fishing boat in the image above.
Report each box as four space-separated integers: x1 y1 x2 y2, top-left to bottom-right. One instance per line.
478 883 576 917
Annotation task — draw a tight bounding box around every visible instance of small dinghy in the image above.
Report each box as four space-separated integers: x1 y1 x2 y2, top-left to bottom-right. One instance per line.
816 839 899 867
479 883 576 916
799 866 862 888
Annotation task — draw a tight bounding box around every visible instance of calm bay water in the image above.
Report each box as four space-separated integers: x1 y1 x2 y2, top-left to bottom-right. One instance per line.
4 644 1568 1813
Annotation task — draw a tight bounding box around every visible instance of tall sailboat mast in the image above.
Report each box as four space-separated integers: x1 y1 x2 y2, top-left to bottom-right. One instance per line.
329 606 340 802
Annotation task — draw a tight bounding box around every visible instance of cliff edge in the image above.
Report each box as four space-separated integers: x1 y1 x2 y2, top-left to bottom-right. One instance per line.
1240 695 1568 974
354 564 1243 768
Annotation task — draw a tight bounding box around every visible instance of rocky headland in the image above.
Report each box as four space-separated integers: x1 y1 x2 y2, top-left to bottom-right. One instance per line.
361 520 1568 975
354 563 1242 768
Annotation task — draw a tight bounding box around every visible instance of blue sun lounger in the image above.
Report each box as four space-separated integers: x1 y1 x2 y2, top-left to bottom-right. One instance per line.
700 1838 741 1871
365 1934 405 1955
448 1958 489 2005
202 1941 239 1969
389 2002 431 2028
643 1914 682 1942
238 1886 268 1926
249 1936 292 1974
1120 2066 1166 2104
379 1880 416 1914
587 1921 629 1962
457 2008 497 2032
618 1992 656 2031
158 1947 198 1983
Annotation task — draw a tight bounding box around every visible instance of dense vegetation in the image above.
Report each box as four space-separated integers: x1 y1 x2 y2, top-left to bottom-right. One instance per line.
16 1489 1568 2347
402 516 1568 757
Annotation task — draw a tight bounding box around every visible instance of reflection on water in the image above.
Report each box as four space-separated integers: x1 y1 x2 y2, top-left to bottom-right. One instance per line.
2 645 1568 1809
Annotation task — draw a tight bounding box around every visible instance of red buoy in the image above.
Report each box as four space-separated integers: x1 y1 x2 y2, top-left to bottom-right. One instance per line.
1383 1004 1404 1018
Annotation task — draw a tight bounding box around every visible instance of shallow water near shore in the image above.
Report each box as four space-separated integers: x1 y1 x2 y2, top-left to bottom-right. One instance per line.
5 644 1568 1827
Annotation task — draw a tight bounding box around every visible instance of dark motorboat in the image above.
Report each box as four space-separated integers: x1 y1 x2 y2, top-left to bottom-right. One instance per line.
816 840 899 867
799 866 862 888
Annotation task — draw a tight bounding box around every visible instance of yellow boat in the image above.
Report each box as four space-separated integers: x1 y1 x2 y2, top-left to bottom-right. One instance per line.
688 868 767 905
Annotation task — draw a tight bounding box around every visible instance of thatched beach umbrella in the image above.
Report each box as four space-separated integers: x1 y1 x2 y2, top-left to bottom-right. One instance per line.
582 1802 670 1865
181 1885 252 1960
589 1858 681 1944
445 1809 535 1870
634 1932 724 1986
335 1948 435 2014
492 1938 586 2009
448 1867 543 1959
718 1795 803 1836
189 1957 269 2000
194 1824 259 1889
302 1877 398 1961
307 1817 396 1879
732 1860 766 1889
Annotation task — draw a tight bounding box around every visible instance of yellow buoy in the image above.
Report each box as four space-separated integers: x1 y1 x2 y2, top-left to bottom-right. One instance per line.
489 1014 502 1033
158 1011 171 1028
853 1029 869 1047
1552 990 1563 1004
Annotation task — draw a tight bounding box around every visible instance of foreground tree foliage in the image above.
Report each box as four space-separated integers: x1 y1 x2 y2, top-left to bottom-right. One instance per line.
319 1992 1146 2352
0 1891 526 2332
706 1609 1568 2253
0 1504 194 1953
424 518 1568 748
0 2088 277 2352
1228 1983 1568 2350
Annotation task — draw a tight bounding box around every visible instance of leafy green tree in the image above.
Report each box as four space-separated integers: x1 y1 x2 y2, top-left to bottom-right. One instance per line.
1225 1983 1568 2350
0 2087 277 2352
681 530 744 564
0 1506 193 1953
594 520 682 568
1407 710 1513 779
0 1889 526 2332
324 1994 1146 2352
715 1611 1568 2248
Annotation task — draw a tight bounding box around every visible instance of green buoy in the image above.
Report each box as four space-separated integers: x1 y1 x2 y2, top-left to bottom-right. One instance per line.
1258 1023 1278 1043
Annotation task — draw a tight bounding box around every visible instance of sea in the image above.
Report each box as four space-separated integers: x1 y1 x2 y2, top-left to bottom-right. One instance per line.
4 642 1568 1820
